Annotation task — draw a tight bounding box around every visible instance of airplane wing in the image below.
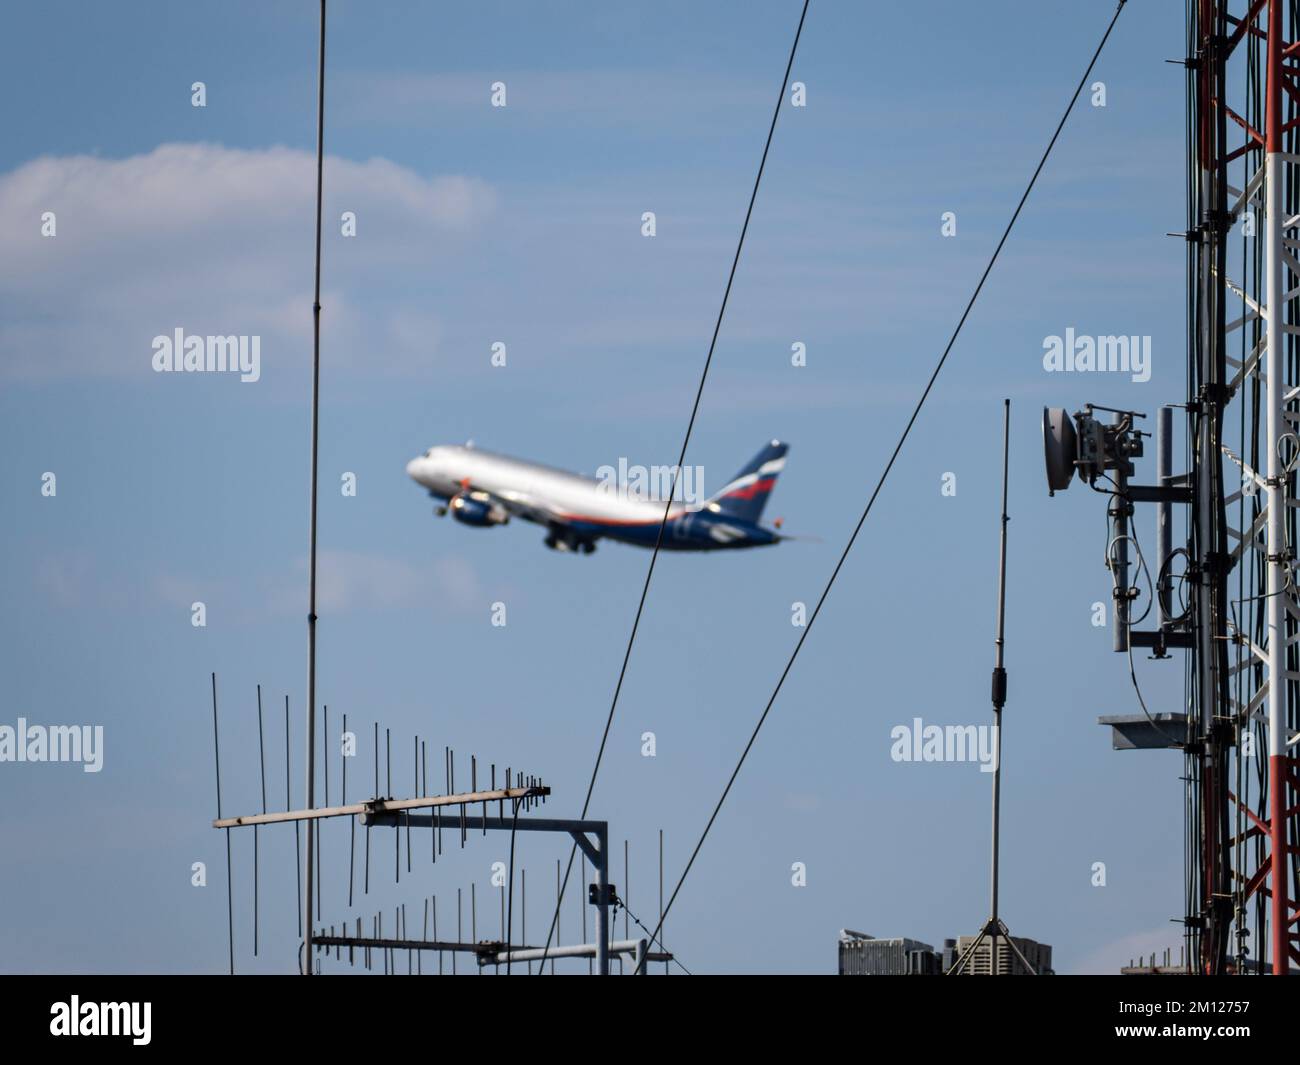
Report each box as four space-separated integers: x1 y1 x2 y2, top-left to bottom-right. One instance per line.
493 487 567 526
458 484 567 527
447 479 598 552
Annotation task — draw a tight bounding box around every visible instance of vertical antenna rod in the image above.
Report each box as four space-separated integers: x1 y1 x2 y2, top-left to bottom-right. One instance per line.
211 673 234 974
346 712 355 905
988 398 1011 974
947 400 1035 977
286 695 300 935
303 0 327 972
255 684 268 957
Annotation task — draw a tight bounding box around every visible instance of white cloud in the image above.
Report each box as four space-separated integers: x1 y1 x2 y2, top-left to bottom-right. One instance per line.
0 143 495 382
275 549 486 616
32 546 486 622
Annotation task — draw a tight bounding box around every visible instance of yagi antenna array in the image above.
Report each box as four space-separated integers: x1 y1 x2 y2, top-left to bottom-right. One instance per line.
210 673 676 975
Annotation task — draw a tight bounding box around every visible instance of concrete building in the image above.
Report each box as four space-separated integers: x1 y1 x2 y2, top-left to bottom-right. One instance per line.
951 933 1053 975
838 930 942 975
840 929 1054 974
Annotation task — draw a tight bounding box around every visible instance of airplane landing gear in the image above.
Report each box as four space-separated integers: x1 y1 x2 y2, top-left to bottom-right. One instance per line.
545 531 596 554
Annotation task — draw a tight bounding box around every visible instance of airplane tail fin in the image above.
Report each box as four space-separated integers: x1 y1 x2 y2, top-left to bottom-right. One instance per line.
705 441 788 524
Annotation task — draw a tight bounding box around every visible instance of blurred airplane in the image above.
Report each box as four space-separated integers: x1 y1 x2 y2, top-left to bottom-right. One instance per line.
405 441 790 554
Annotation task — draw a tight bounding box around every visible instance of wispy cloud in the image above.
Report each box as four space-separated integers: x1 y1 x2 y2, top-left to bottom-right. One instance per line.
270 549 487 616
0 143 495 383
32 546 489 622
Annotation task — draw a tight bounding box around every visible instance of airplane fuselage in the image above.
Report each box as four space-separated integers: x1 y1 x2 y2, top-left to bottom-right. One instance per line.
405 444 784 553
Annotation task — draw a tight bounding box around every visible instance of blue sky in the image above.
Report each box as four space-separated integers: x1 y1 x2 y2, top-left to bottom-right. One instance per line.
0 0 1198 974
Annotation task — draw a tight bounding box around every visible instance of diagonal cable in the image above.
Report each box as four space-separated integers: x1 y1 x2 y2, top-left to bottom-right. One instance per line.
619 899 693 975
635 0 1130 973
537 0 812 970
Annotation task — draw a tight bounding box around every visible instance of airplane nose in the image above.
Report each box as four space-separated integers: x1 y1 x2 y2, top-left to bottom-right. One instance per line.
405 457 421 479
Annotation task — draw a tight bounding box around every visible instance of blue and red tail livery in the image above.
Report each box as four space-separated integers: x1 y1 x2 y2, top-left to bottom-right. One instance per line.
705 441 788 524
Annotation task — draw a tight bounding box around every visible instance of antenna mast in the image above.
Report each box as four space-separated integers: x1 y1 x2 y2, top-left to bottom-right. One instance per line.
948 400 1037 976
304 0 327 972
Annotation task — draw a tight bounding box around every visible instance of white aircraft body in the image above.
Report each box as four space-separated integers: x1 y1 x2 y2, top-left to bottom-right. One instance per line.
405 441 789 553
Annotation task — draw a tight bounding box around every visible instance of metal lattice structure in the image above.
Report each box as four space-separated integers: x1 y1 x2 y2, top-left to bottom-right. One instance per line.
1185 0 1300 975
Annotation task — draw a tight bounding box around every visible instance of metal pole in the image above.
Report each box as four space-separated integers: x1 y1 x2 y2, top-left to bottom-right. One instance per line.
484 939 663 966
303 0 326 971
212 673 234 975
1264 0 1289 976
596 824 610 976
659 828 666 976
989 399 1011 976
1110 415 1130 654
1193 39 1215 977
1207 1 1233 977
1156 406 1173 630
